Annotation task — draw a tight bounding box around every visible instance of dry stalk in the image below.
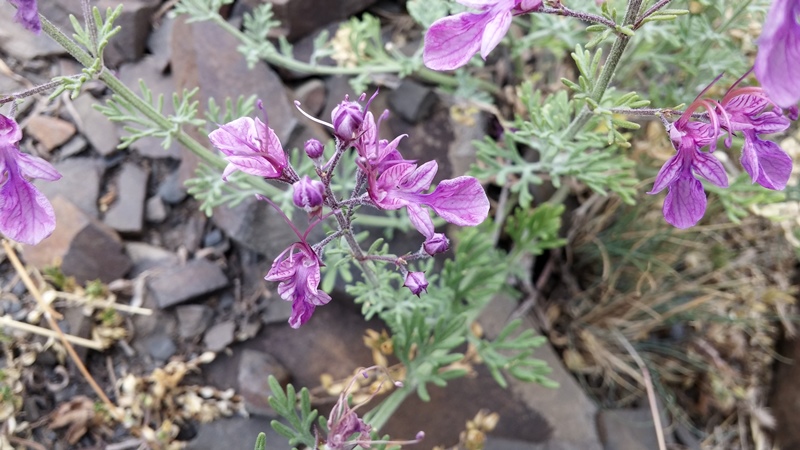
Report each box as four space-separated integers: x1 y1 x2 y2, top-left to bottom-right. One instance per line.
0 315 104 350
1 240 125 422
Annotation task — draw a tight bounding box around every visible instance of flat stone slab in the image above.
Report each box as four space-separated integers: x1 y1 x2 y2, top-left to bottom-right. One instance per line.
147 259 228 308
104 163 149 233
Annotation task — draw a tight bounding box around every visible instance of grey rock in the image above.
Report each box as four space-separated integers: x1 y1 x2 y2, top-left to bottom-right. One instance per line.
237 350 290 416
22 196 132 284
147 259 228 308
212 195 299 258
36 157 105 218
58 135 88 157
143 333 177 361
163 212 207 253
597 408 665 450
203 320 236 352
146 196 168 223
187 416 286 450
125 242 180 276
293 79 327 117
104 163 149 233
147 16 175 73
0 2 65 60
388 79 436 123
72 94 120 156
232 0 378 40
202 228 223 248
158 170 187 204
176 304 214 339
25 115 76 152
260 297 293 325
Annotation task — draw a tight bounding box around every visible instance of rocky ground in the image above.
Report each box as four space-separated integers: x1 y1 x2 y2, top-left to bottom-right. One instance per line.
1 0 799 449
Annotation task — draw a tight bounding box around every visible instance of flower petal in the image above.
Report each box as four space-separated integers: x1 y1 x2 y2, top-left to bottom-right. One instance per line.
663 176 707 229
423 12 487 70
648 153 683 195
0 171 56 245
418 176 489 226
480 9 512 59
755 0 800 108
741 132 793 190
209 117 259 156
16 152 61 181
407 203 434 238
9 0 41 34
692 151 728 188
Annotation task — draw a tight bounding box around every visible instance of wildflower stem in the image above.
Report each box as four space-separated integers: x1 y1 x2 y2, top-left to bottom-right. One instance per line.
633 0 675 30
537 5 618 31
362 385 413 431
39 13 283 199
0 77 80 105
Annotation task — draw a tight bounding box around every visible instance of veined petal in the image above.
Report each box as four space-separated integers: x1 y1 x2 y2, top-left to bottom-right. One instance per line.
662 176 707 229
223 155 282 178
647 153 683 195
0 115 22 146
417 176 489 226
9 0 41 34
209 117 259 156
0 171 56 245
692 151 728 188
750 111 791 135
480 9 512 59
423 12 488 71
399 160 438 193
456 0 497 8
288 300 315 329
16 152 61 181
755 0 800 108
741 131 793 190
407 203 435 238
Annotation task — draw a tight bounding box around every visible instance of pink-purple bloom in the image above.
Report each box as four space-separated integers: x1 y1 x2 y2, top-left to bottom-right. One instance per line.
292 175 325 217
8 0 41 34
208 116 288 181
0 114 61 245
423 0 543 71
265 240 331 329
754 0 800 108
423 233 449 255
403 271 429 297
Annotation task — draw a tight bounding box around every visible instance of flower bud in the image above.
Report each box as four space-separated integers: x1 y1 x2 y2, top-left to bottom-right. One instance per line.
423 233 449 256
332 99 363 141
292 175 325 216
304 139 324 160
403 271 428 297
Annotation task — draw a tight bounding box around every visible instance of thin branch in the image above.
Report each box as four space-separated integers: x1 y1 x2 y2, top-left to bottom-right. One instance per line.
536 5 619 30
634 0 676 30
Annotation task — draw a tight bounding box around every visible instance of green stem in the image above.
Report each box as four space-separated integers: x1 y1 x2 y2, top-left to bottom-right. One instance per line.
40 15 282 198
362 386 413 431
206 13 502 95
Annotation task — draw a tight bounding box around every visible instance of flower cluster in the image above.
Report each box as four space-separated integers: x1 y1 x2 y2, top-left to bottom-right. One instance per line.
0 114 61 245
209 93 490 328
423 0 543 71
649 76 795 228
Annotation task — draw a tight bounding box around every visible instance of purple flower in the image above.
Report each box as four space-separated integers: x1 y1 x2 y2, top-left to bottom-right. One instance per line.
332 98 364 141
403 271 429 297
208 116 287 181
265 241 331 329
366 160 490 238
292 175 325 217
423 0 542 71
423 233 450 255
648 121 728 229
755 0 800 108
0 114 61 245
8 0 41 34
720 90 793 190
304 138 324 160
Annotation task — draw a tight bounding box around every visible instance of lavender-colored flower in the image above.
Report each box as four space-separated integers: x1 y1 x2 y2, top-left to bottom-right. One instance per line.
292 175 325 216
720 90 793 190
8 0 41 34
403 271 429 297
423 0 543 71
754 0 800 108
305 138 324 160
0 114 61 245
423 233 449 255
366 160 490 238
208 116 287 181
265 241 331 329
648 121 728 229
332 97 366 141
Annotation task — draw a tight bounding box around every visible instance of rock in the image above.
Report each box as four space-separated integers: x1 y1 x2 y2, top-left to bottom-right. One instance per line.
388 79 436 123
58 135 88 157
147 16 175 73
232 0 378 40
72 94 120 156
125 242 180 276
176 304 214 339
597 409 664 450
22 196 132 284
147 259 228 308
104 163 149 233
158 170 187 205
117 56 182 159
203 320 236 352
35 157 105 218
237 350 290 416
293 79 327 117
143 333 177 361
146 196 168 223
211 195 301 259
58 307 92 363
187 417 285 450
163 211 207 253
203 228 224 248
0 2 65 60
25 115 76 152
